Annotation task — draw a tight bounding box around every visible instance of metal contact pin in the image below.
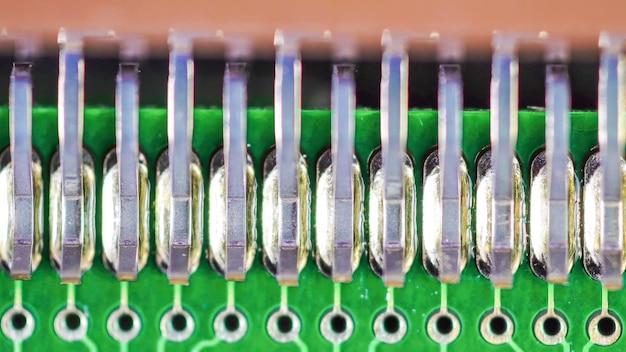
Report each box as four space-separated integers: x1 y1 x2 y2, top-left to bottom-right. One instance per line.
165 37 195 284
8 62 37 279
223 62 249 280
595 33 626 289
422 41 472 284
544 64 574 283
436 64 467 283
114 63 141 280
210 62 257 281
262 32 312 286
208 37 256 281
330 63 358 281
274 35 303 285
52 31 96 284
490 39 518 287
314 63 364 283
376 32 414 287
529 59 577 284
0 34 43 279
474 34 534 288
101 38 150 282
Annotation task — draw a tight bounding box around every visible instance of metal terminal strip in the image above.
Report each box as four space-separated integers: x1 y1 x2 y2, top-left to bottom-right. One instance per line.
380 32 410 287
166 36 194 284
223 62 249 281
330 63 356 282
9 62 34 279
545 63 571 283
57 31 86 284
437 64 463 283
274 31 303 285
598 33 626 290
115 62 141 281
489 34 523 288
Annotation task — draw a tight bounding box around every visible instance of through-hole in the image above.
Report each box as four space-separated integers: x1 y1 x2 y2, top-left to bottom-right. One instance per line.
118 313 134 332
489 316 508 335
436 315 453 335
11 313 26 330
277 315 293 333
224 314 240 332
598 317 617 337
330 315 347 333
65 313 81 331
543 317 561 336
172 313 187 332
383 315 400 334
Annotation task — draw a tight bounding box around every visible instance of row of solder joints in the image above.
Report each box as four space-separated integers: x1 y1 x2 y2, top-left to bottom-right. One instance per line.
0 30 625 291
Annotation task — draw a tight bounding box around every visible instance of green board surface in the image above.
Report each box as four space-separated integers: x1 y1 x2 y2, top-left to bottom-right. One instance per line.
0 108 612 351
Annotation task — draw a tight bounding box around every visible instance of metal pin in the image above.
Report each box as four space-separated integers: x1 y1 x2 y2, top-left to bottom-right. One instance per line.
544 64 573 283
273 32 306 285
331 63 359 282
488 37 520 288
9 62 36 279
57 33 86 284
597 33 626 290
115 63 141 280
379 33 410 287
437 64 465 283
166 38 194 284
223 62 251 281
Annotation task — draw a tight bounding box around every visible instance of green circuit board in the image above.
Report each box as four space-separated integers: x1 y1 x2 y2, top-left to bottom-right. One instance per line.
0 108 616 352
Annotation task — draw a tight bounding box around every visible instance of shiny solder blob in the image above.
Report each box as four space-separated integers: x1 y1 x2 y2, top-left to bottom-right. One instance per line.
368 151 417 278
421 151 472 280
529 151 578 280
475 150 526 279
315 151 364 278
208 151 257 277
49 151 96 274
101 152 150 277
0 150 43 275
261 151 311 278
582 151 626 280
155 151 204 275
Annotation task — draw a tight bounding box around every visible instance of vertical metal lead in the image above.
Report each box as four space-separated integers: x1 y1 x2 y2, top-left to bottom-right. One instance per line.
57 32 86 283
115 63 141 280
597 34 626 289
274 33 304 285
167 38 194 284
489 37 519 288
437 64 464 283
9 62 35 279
380 33 409 287
223 62 249 281
545 64 572 283
331 63 357 282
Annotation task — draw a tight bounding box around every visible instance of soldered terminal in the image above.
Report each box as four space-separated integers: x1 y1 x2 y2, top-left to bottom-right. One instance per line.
421 62 472 284
262 33 312 286
0 63 43 279
529 63 579 283
154 34 205 284
49 32 97 283
101 63 151 281
582 33 626 290
208 62 257 281
315 63 364 282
